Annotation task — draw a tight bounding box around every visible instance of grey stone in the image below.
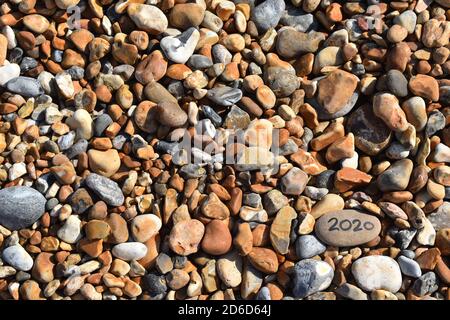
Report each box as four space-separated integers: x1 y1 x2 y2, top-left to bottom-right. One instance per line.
2 245 34 271
251 0 285 32
94 114 113 137
0 186 46 230
386 70 408 97
5 76 44 97
207 86 243 106
265 67 299 97
280 6 316 32
397 256 422 278
85 173 125 207
377 159 413 192
412 272 439 296
295 235 326 259
425 110 445 137
292 259 333 298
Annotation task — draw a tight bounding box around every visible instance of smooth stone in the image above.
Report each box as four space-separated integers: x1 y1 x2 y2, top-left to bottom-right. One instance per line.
156 102 188 127
160 27 200 64
85 173 125 207
265 67 300 97
425 110 445 137
223 105 251 129
352 256 402 293
2 245 34 271
127 4 168 34
112 242 148 261
386 70 408 97
57 215 81 244
373 93 408 132
401 97 427 132
207 86 243 106
377 159 413 192
87 149 121 177
295 235 326 259
292 259 334 298
5 77 44 97
0 186 46 230
315 210 381 247
310 193 344 219
131 214 161 243
394 10 417 34
0 63 20 86
397 256 422 278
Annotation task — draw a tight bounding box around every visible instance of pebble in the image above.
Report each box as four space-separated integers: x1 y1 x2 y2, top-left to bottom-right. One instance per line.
315 210 381 247
201 220 232 255
131 214 161 243
2 245 34 271
0 63 20 86
85 173 125 207
169 219 205 256
292 259 334 299
397 256 422 278
251 0 285 32
335 283 368 300
412 272 439 296
280 167 308 195
351 256 402 293
156 102 188 127
0 186 46 231
295 235 326 259
5 77 44 97
377 159 413 192
111 242 148 261
127 4 168 34
160 28 200 64
57 215 81 244
270 206 296 254
207 86 243 106
217 251 243 288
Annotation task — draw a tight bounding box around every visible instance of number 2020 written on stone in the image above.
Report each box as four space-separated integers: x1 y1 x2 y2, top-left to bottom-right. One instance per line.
315 210 382 247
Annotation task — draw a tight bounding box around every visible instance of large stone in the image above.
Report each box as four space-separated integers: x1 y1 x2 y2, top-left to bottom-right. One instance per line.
0 186 46 230
315 210 381 247
352 256 402 293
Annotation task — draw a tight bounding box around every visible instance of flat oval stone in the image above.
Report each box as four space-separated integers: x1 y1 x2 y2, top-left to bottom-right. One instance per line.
112 242 148 261
0 186 46 230
351 256 402 293
315 210 381 247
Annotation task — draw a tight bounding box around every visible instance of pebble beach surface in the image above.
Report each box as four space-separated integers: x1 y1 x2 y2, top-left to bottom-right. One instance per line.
0 0 449 301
